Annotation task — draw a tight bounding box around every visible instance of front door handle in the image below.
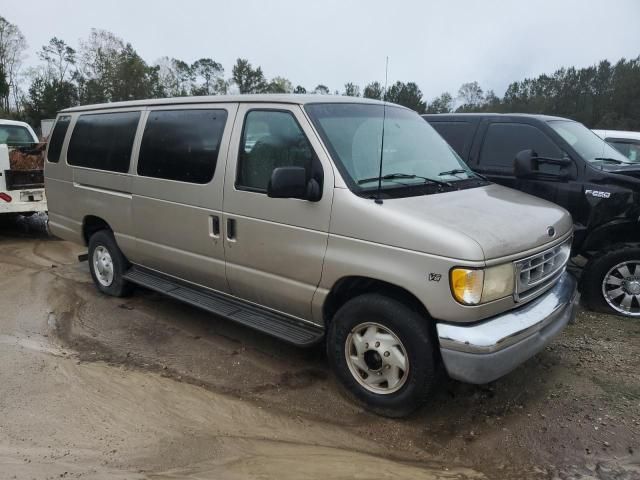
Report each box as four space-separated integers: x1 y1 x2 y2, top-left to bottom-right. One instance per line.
227 218 236 240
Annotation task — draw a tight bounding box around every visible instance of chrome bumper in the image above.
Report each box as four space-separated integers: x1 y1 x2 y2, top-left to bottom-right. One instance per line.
437 271 578 384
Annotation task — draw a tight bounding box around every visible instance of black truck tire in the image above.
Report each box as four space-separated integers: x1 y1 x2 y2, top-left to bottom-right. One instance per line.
581 245 640 317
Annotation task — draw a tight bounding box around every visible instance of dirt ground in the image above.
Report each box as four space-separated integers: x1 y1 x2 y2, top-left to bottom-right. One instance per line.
0 214 638 480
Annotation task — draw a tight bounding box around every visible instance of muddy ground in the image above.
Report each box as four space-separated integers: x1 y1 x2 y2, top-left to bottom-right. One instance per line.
0 214 638 479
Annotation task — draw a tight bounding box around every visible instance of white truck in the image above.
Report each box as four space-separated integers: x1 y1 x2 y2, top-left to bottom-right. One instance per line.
0 119 47 216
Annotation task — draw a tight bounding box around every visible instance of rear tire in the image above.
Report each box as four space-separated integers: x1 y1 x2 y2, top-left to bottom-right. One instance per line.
581 245 640 317
88 230 133 297
327 294 438 417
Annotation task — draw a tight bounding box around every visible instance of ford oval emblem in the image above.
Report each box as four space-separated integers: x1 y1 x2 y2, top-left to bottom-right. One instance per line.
547 226 556 237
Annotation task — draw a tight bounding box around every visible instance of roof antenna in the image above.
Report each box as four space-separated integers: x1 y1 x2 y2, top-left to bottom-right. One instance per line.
375 56 389 205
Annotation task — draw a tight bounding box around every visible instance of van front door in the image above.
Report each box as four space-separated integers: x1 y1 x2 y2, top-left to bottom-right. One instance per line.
131 104 237 292
222 104 334 321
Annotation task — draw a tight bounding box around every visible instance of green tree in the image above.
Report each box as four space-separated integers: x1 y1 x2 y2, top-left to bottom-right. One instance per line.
293 85 306 94
384 81 426 113
77 30 162 103
456 81 484 111
38 37 76 83
0 16 27 112
363 81 384 100
191 58 225 95
232 58 267 94
426 92 453 113
313 84 330 95
266 76 293 93
25 77 77 125
343 82 360 97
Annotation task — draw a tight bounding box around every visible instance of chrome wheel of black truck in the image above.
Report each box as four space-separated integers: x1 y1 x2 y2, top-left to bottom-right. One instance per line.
582 247 640 317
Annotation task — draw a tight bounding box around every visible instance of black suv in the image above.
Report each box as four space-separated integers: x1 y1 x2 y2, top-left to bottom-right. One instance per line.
424 113 640 318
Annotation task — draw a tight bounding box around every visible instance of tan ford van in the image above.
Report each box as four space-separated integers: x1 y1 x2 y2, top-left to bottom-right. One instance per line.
45 95 578 416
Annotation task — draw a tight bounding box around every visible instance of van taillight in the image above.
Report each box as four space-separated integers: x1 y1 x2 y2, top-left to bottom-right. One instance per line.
0 193 12 202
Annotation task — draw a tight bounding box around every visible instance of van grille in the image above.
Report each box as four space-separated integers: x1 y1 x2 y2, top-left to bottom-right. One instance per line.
514 237 571 302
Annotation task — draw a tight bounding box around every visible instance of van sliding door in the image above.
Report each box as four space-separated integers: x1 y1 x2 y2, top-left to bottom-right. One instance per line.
130 104 238 293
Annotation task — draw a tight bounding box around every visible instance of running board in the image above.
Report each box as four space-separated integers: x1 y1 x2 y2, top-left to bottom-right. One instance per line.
123 266 324 347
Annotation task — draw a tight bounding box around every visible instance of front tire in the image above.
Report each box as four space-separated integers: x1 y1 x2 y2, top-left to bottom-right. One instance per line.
582 245 640 317
88 230 133 297
327 294 438 417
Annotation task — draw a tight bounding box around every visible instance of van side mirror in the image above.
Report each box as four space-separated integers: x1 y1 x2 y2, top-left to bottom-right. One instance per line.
267 167 321 201
514 149 573 180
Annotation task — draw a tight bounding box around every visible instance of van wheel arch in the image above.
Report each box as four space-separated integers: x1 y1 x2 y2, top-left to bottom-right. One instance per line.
82 215 112 246
323 276 434 327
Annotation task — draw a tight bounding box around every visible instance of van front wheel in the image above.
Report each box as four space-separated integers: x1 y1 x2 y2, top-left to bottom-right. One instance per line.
88 230 132 297
327 294 438 417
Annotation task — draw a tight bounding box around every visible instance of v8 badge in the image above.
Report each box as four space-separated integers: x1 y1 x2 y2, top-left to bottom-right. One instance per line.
428 273 442 282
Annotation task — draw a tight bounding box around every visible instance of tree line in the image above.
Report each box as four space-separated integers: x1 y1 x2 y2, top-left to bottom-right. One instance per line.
1 15 639 131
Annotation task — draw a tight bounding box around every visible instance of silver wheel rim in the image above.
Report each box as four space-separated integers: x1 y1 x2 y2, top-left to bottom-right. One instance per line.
93 245 114 287
345 322 409 395
602 260 640 317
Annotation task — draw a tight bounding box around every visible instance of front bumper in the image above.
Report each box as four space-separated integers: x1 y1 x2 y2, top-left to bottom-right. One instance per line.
437 271 578 384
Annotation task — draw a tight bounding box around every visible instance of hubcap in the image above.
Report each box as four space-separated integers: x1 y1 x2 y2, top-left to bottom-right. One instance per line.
345 322 409 395
602 260 640 317
93 245 114 287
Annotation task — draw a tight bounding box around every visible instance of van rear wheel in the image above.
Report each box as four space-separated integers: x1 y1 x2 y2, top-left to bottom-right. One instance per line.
327 294 438 417
88 230 133 297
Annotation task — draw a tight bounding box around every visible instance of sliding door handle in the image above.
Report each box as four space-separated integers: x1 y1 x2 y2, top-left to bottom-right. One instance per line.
226 218 236 240
209 215 220 238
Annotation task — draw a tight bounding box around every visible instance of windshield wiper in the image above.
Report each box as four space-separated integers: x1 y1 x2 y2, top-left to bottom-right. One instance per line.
357 173 452 187
438 168 489 181
594 157 632 165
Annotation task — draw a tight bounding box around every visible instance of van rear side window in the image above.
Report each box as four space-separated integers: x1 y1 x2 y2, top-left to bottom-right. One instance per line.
47 115 71 163
67 111 140 173
137 109 228 184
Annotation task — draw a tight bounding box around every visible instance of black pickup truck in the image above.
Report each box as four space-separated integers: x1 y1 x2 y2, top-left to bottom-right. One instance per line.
423 113 640 318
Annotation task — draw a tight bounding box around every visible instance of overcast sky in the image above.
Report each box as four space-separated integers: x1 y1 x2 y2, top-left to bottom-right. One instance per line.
3 0 640 100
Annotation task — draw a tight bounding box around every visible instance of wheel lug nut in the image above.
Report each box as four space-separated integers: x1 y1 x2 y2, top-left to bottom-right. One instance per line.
375 342 380 348
385 364 390 369
384 351 390 357
365 343 369 349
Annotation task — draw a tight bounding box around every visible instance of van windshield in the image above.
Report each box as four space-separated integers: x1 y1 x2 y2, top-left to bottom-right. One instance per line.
548 120 631 165
305 103 481 195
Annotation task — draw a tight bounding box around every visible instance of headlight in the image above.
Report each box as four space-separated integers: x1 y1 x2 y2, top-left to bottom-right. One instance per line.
450 263 514 305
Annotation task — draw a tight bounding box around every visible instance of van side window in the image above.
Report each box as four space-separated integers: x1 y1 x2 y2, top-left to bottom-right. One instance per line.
138 109 228 184
47 115 71 163
237 110 316 192
67 111 140 173
430 121 474 157
479 123 562 171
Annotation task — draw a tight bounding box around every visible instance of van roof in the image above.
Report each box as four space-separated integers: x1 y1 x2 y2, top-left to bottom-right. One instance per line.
60 94 393 113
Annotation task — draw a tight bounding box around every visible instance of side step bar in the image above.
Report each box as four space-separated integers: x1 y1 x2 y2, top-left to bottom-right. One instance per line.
123 265 325 347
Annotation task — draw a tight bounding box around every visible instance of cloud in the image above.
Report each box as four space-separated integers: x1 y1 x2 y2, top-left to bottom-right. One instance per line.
6 0 640 100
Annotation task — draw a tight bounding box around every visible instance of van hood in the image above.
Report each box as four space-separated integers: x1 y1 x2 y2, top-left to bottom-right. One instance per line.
330 184 573 262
